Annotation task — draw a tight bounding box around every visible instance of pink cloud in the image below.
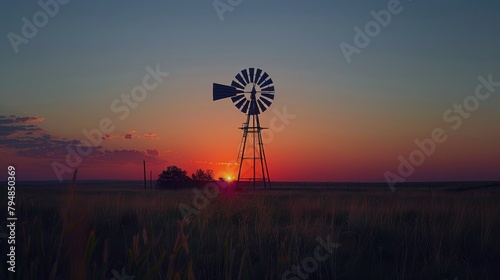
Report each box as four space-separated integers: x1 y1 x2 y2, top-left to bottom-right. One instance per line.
0 115 43 137
121 130 136 140
14 117 45 123
143 133 160 140
101 131 160 141
189 160 238 166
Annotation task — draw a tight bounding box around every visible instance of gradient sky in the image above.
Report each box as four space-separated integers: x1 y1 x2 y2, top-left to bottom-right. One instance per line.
1 0 499 182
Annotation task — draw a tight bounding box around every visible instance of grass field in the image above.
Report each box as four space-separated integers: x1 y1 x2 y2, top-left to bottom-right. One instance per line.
1 181 500 279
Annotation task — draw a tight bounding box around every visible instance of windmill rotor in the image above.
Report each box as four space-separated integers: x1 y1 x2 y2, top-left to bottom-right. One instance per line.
213 68 275 115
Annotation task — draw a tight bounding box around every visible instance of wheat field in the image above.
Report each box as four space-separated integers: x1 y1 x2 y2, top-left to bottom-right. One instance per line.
1 182 499 280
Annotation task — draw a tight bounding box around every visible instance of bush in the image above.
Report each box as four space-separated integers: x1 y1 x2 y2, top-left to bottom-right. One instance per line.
156 166 192 189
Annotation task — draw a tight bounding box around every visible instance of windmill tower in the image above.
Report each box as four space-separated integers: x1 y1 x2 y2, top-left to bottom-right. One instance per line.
213 68 275 190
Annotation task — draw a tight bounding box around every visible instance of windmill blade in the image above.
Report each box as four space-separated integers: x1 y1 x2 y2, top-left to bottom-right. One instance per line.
213 83 243 101
249 68 255 83
261 86 275 92
235 98 247 110
235 73 246 86
259 96 272 107
261 93 275 100
231 80 245 90
241 69 250 84
257 99 268 113
254 69 262 85
257 72 269 85
241 100 250 113
260 78 273 88
231 94 245 103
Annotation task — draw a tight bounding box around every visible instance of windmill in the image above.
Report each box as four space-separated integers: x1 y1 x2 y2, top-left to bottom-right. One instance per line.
212 68 274 190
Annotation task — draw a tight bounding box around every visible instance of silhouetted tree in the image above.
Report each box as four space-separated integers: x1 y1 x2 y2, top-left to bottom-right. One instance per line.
157 166 191 189
191 169 214 182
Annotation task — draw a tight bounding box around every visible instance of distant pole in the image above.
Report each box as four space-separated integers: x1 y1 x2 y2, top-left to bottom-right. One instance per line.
150 170 153 189
143 160 147 190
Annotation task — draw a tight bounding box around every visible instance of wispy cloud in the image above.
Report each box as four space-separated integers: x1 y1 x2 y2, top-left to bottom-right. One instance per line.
101 131 160 141
0 115 43 137
143 132 160 140
121 130 136 140
189 160 239 166
0 116 45 125
1 115 167 167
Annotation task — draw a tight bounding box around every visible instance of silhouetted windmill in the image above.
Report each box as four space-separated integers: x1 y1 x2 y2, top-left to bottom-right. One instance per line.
213 68 274 190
